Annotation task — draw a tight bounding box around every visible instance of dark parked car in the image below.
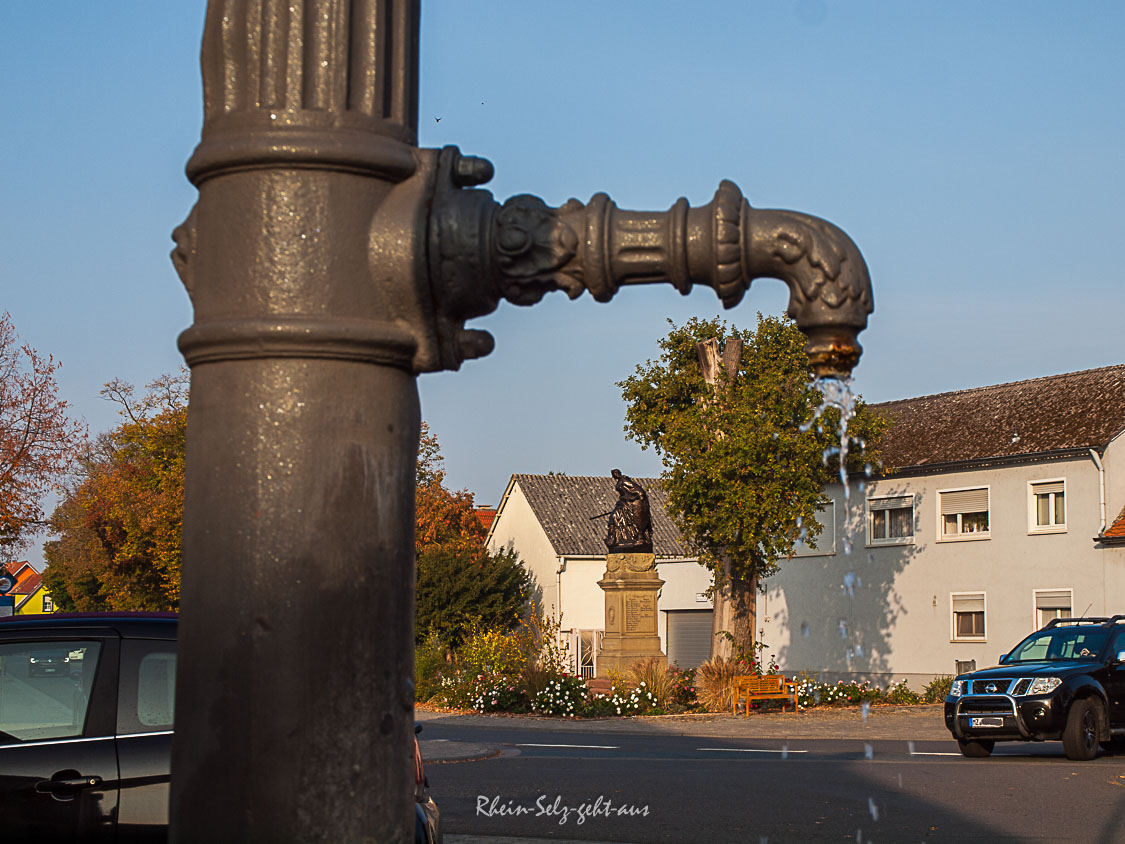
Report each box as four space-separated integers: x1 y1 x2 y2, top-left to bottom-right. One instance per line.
0 612 440 842
945 615 1125 759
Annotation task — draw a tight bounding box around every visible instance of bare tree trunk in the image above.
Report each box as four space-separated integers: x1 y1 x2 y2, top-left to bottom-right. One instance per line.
710 554 757 660
697 338 752 662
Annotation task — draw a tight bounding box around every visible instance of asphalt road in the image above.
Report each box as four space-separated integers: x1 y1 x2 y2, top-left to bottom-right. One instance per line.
417 708 1125 843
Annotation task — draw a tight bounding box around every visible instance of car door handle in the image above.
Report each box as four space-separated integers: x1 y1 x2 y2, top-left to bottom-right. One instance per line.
36 774 103 795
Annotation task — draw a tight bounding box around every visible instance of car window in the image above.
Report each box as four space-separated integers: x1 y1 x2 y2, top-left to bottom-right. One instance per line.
0 640 102 742
1013 633 1051 661
1010 628 1110 661
117 639 176 734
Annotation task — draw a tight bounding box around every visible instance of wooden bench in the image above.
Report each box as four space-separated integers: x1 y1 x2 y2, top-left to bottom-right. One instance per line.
732 674 798 715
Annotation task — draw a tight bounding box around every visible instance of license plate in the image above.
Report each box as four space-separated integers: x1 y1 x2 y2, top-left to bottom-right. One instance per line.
970 716 1003 728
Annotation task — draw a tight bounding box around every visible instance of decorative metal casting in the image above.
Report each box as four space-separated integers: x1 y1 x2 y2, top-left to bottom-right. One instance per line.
169 1 874 841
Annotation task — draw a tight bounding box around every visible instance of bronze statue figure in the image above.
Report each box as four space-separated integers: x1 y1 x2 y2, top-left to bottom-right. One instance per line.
602 469 653 553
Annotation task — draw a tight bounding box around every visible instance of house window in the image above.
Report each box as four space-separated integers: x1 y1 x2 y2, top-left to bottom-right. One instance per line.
952 593 986 641
792 502 835 557
939 487 990 540
1029 480 1066 533
867 495 914 545
42 596 54 613
1034 589 1072 627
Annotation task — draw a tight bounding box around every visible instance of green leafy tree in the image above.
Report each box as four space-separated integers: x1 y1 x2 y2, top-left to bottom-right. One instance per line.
414 423 529 646
415 544 531 648
43 374 186 611
619 315 887 658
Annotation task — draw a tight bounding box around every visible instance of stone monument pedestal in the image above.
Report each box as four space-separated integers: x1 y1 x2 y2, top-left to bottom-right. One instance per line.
596 552 667 677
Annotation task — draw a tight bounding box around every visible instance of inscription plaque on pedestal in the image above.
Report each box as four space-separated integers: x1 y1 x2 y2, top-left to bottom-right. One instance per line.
625 594 656 634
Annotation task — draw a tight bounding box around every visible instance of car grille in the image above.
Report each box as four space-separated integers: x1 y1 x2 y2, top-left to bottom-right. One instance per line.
958 696 1014 714
970 679 1010 694
968 678 1039 696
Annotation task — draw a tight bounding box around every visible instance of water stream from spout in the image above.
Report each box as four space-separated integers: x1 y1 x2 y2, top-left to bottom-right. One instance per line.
801 376 858 497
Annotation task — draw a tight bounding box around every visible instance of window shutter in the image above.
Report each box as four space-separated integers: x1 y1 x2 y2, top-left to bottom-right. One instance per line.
1035 590 1071 609
952 594 985 612
1031 481 1064 496
869 495 912 511
941 488 989 515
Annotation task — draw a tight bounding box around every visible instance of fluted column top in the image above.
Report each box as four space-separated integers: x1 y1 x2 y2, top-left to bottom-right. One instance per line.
187 0 419 184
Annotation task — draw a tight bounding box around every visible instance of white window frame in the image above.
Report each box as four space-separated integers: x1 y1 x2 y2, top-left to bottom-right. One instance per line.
1027 478 1067 535
1032 588 1073 628
792 501 836 557
937 486 991 542
866 494 915 546
951 591 987 642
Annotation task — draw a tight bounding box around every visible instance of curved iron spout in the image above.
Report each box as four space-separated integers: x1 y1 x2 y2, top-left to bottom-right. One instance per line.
428 158 873 379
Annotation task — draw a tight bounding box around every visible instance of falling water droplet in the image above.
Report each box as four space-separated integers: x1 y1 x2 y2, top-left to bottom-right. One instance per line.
907 741 916 756
868 798 879 821
898 772 903 788
843 536 853 555
864 743 873 760
861 700 870 722
801 622 810 638
855 828 863 843
760 838 769 844
781 744 788 760
796 516 803 529
854 644 864 658
864 463 873 477
839 620 848 639
858 480 865 494
772 431 779 439
843 571 857 597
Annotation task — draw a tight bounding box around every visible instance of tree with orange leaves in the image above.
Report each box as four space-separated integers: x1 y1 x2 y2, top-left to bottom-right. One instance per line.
414 423 529 646
0 312 85 553
43 374 185 611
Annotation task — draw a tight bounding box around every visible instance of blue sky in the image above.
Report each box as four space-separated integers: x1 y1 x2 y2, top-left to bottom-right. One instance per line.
2 1 1124 544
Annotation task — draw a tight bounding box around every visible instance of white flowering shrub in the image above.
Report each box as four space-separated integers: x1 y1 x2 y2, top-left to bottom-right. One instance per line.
531 676 589 717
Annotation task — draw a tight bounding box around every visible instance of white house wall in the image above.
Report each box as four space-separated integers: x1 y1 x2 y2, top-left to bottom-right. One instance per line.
760 455 1125 688
487 483 561 623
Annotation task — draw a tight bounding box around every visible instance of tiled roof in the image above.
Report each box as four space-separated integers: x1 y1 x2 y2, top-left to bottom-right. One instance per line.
1102 507 1125 543
509 474 691 558
3 561 35 585
474 508 496 532
13 571 42 595
873 364 1125 470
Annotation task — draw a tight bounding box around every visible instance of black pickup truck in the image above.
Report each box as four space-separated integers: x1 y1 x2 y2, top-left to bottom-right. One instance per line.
945 615 1125 760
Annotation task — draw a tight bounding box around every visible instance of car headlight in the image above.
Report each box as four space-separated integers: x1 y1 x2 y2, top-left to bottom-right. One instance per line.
29 657 39 664
950 680 965 697
1027 677 1062 695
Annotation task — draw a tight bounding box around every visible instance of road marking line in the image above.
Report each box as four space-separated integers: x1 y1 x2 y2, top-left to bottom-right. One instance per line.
696 747 809 754
910 751 961 756
516 743 620 749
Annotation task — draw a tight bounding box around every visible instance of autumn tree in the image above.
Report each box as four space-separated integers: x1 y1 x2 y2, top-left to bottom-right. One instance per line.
0 312 85 553
43 373 186 611
414 422 529 644
619 315 887 659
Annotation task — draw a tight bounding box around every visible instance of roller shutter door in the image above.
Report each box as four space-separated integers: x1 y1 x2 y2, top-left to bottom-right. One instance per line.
666 610 714 669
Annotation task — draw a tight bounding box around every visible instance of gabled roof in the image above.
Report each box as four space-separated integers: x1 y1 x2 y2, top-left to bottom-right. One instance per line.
500 474 691 558
3 561 35 585
12 571 42 596
873 364 1125 471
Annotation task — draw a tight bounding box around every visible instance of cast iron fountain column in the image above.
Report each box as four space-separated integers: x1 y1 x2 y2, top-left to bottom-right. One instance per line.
170 2 873 841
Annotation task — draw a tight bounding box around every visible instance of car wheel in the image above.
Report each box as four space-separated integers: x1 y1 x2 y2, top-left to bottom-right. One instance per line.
1062 698 1100 761
957 738 994 758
